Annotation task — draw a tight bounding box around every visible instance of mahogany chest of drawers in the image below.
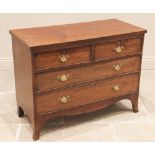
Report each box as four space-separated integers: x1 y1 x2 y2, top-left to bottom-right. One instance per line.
10 19 147 140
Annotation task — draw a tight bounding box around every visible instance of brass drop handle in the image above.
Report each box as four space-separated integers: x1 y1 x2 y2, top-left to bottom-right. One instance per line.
113 64 121 71
58 96 70 103
112 85 120 91
59 54 70 63
58 74 69 82
114 46 124 53
114 41 124 53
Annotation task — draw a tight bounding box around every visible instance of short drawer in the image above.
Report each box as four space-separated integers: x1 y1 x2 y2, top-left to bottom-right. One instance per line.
36 74 139 114
35 56 140 91
34 46 90 70
95 38 141 60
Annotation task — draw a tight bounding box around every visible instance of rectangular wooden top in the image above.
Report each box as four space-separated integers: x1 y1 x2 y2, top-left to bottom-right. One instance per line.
10 19 147 48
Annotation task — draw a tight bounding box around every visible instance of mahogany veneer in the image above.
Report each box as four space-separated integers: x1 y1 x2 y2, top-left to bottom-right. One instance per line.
10 19 147 140
35 46 90 70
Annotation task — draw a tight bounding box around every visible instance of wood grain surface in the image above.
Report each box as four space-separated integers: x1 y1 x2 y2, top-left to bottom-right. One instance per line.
36 56 140 91
34 46 90 70
95 38 142 60
36 74 139 114
10 19 147 47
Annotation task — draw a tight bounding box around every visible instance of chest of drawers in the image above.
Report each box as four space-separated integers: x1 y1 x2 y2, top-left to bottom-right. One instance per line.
10 19 147 140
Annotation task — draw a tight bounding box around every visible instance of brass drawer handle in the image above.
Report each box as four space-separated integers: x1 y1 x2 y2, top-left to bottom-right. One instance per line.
59 54 70 63
114 41 124 53
58 96 70 103
114 46 124 53
58 74 69 82
113 64 121 71
112 85 120 91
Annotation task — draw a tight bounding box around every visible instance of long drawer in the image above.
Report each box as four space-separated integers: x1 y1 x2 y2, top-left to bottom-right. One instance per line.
36 74 139 114
35 56 140 91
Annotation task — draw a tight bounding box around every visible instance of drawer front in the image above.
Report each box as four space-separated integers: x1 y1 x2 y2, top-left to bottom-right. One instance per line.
36 74 139 114
95 38 141 60
36 56 140 91
34 46 90 70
